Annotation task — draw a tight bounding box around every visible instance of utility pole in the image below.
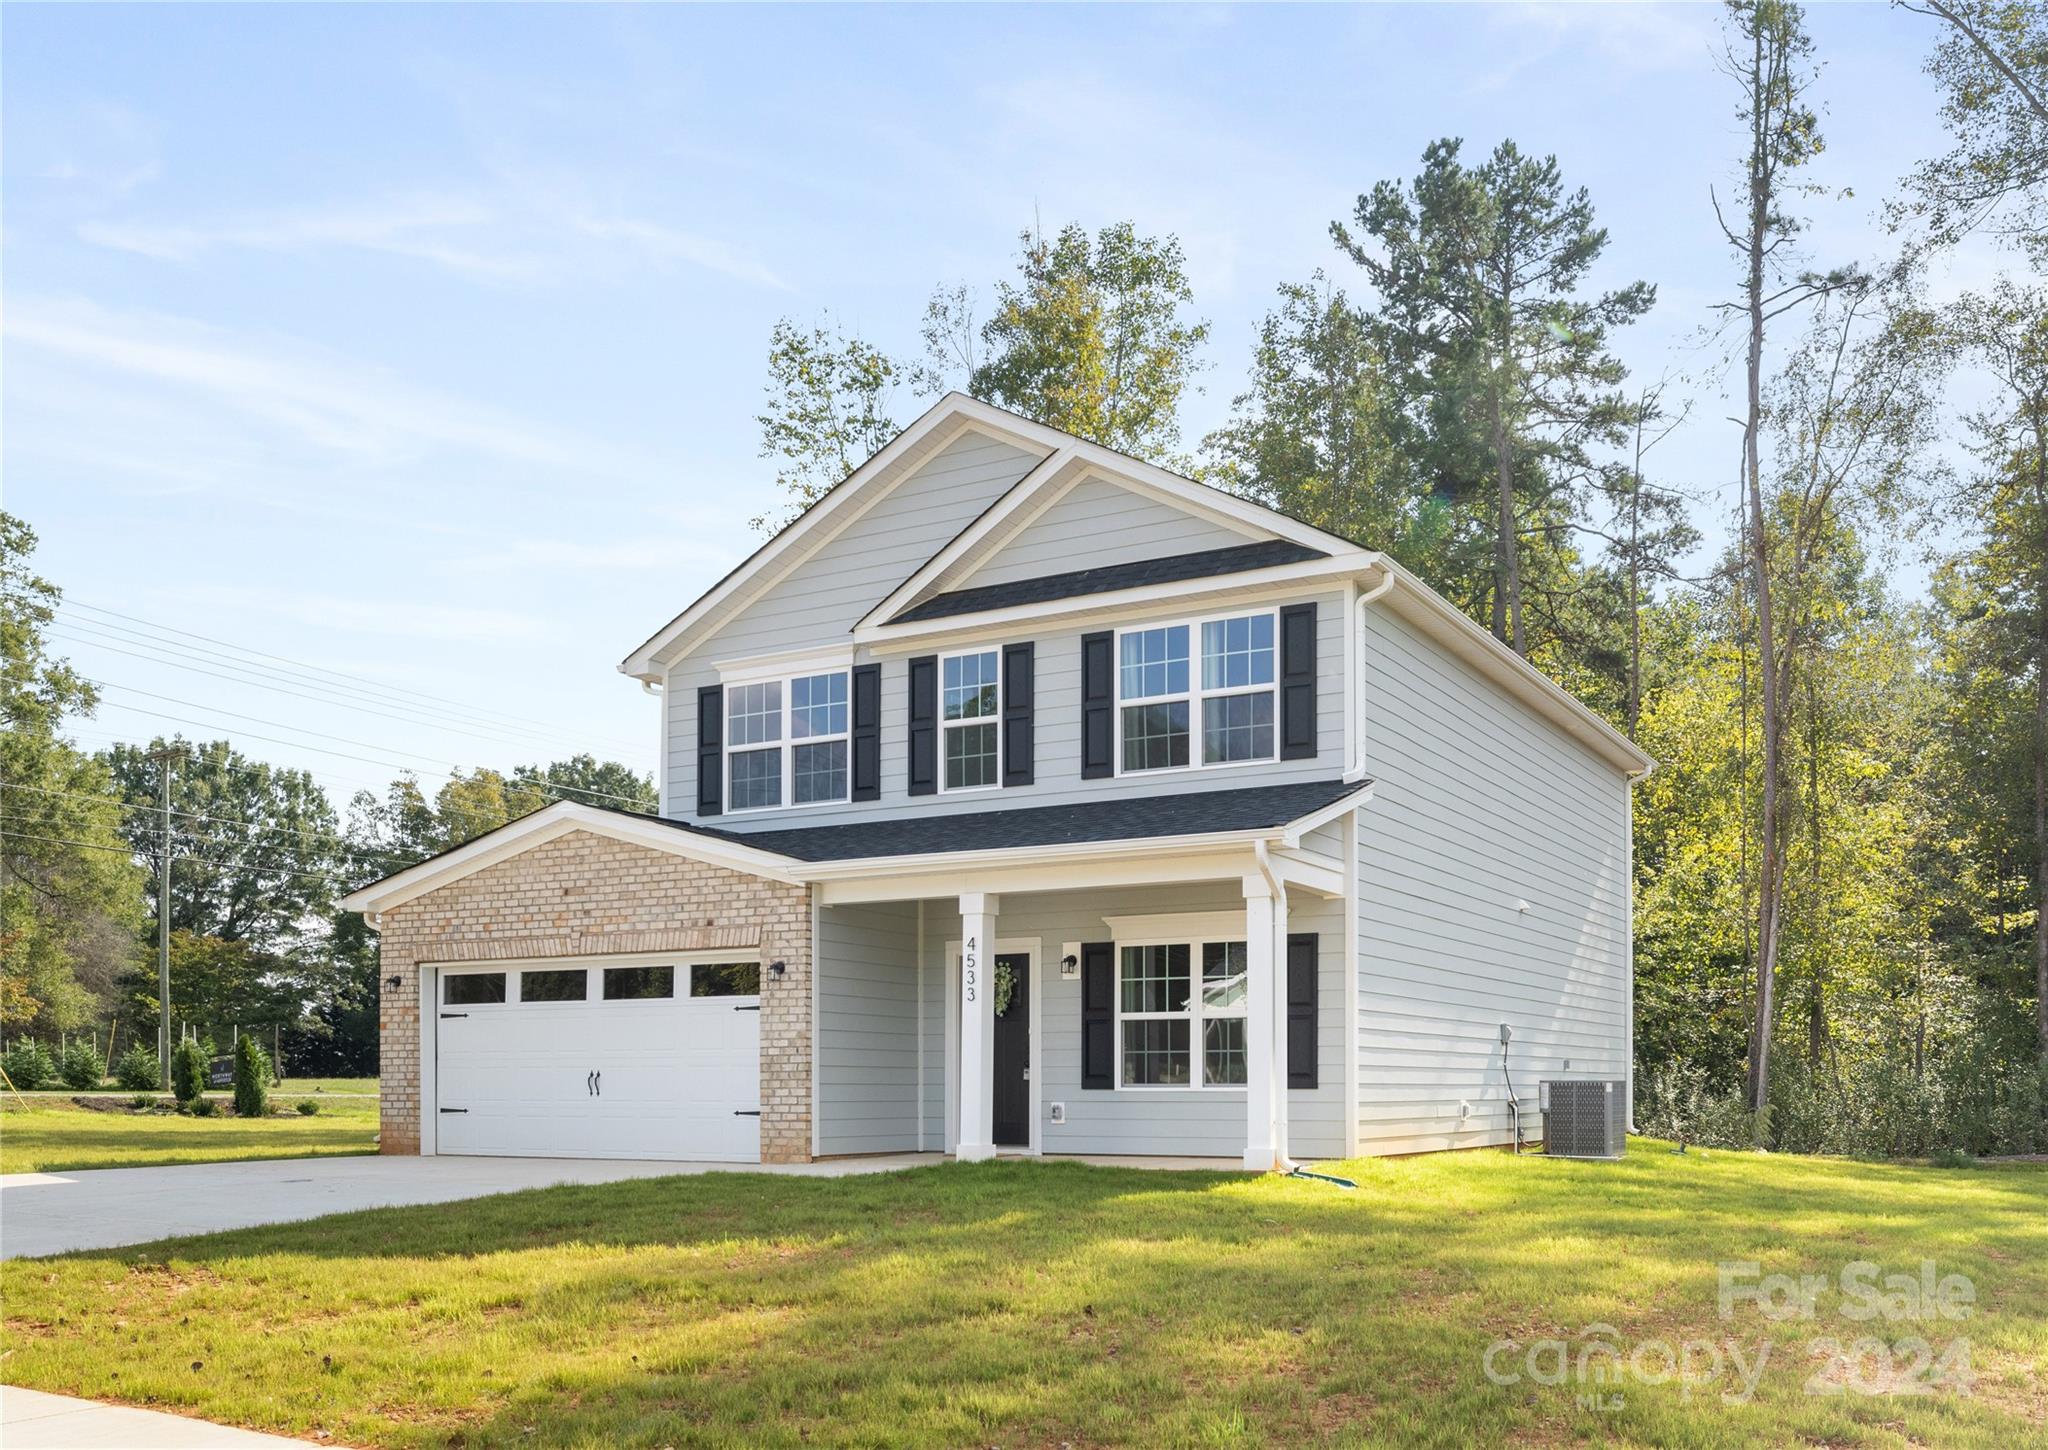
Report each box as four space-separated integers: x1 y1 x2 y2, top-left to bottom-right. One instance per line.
147 745 182 1091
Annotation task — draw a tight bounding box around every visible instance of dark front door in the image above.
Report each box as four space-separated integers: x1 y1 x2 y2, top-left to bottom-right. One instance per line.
992 953 1030 1147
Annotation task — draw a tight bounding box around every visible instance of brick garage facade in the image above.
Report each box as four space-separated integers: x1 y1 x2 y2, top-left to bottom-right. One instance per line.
373 828 813 1162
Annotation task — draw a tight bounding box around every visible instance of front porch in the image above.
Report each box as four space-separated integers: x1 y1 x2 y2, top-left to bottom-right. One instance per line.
812 838 1352 1171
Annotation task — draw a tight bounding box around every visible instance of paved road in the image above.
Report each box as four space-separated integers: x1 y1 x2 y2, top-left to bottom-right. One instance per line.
0 1152 939 1259
0 1387 314 1448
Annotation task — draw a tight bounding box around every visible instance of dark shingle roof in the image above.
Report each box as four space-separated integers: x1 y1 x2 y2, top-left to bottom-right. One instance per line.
889 539 1328 624
669 777 1371 863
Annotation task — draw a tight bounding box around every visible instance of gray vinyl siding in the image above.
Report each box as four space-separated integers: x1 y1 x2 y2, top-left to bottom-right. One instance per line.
664 430 1043 809
814 900 922 1155
1353 604 1631 1155
913 883 1346 1160
969 475 1255 589
676 589 1349 829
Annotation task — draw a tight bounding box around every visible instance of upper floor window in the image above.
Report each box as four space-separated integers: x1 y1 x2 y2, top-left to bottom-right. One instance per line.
728 671 848 811
941 649 1000 791
1117 610 1276 774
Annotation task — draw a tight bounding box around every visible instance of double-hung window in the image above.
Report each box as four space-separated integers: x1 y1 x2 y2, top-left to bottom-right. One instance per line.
727 670 849 810
1117 610 1277 773
1116 936 1250 1088
941 649 1000 791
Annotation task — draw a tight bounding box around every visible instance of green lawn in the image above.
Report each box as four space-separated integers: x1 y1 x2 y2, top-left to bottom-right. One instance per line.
0 1096 379 1174
1 1142 2041 1447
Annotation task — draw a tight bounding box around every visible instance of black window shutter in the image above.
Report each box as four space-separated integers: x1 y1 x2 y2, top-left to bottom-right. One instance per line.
695 684 723 817
1001 642 1034 788
1280 602 1318 761
1081 941 1115 1088
1286 931 1319 1088
907 655 938 797
1080 631 1114 779
851 663 882 801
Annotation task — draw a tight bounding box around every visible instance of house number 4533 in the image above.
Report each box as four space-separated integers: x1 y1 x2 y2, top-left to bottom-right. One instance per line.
963 937 978 1003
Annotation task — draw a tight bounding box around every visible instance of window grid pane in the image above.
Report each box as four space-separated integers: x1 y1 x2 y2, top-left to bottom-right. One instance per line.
1201 615 1275 691
942 652 999 721
944 720 998 790
1204 1017 1248 1085
1119 944 1190 1013
727 681 783 746
790 672 847 739
1201 941 1249 1013
1123 1019 1191 1085
792 739 848 804
1202 692 1275 764
520 968 587 1003
1121 702 1189 772
691 961 761 997
729 747 782 810
1119 626 1189 700
444 972 506 1005
602 966 675 1000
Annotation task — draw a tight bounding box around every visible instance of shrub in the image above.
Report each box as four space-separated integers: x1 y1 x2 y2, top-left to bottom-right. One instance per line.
58 1039 104 1091
296 1099 319 1115
129 1092 158 1110
1 1039 55 1092
189 1096 217 1117
169 1038 208 1106
114 1043 161 1092
232 1034 269 1119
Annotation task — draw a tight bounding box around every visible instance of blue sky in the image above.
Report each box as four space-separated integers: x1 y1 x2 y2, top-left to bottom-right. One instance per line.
2 2 2002 810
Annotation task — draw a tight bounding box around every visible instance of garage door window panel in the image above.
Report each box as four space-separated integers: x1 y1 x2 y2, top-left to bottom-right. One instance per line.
520 968 588 1003
444 972 507 1006
691 962 761 997
603 965 675 1000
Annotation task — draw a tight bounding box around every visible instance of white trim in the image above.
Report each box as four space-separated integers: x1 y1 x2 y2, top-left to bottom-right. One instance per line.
1343 809 1360 1158
618 399 1023 677
339 801 805 914
714 646 857 687
1112 607 1280 780
652 672 670 819
937 646 1003 795
858 446 1089 628
855 555 1368 650
1281 784 1376 849
1102 910 1247 940
419 965 438 1157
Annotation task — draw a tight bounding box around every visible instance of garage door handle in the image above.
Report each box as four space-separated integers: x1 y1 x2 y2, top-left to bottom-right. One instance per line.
733 1110 761 1117
594 1070 601 1097
439 1108 468 1114
440 1012 468 1019
586 1071 595 1096
733 1004 761 1012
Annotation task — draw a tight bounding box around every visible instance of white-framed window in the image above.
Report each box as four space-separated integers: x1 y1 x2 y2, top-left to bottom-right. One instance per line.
1116 610 1277 775
940 649 1000 792
727 670 849 811
1115 935 1250 1088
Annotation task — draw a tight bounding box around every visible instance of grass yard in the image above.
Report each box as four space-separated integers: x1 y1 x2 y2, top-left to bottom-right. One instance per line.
0 1095 380 1174
0 1143 2041 1447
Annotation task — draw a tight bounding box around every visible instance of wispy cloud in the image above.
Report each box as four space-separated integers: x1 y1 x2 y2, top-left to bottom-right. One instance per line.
571 216 790 291
160 584 549 644
3 295 625 473
78 195 545 284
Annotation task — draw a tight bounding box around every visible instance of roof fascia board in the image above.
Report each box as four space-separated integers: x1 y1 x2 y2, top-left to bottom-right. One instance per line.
853 445 1088 630
341 803 804 916
937 396 1368 559
1280 783 1376 847
853 555 1374 649
813 846 1262 905
619 397 1044 678
797 825 1287 881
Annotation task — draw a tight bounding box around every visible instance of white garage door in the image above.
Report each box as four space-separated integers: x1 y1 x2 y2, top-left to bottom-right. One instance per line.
432 960 761 1162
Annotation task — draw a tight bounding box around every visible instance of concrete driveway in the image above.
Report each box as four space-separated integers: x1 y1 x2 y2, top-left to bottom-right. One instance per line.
0 1152 938 1259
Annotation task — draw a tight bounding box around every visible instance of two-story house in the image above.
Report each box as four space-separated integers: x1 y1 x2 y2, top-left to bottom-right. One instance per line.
343 393 1652 1170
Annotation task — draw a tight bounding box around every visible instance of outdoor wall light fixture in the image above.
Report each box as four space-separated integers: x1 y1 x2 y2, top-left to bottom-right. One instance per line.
386 974 402 990
769 960 786 976
1061 954 1078 971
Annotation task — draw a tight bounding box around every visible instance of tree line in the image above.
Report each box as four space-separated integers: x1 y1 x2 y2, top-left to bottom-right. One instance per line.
0 520 657 1076
753 0 2048 1155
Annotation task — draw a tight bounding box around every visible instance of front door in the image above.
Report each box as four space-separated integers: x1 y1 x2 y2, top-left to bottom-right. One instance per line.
991 953 1030 1147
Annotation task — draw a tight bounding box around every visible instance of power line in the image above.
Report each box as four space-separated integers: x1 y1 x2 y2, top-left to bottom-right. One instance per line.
0 828 367 894
59 599 647 753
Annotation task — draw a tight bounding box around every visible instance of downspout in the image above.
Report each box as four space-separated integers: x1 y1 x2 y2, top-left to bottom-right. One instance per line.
1253 839 1295 1173
643 677 666 818
1347 568 1396 783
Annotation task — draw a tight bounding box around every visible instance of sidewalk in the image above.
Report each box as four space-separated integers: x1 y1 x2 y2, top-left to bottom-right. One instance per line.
0 1387 314 1448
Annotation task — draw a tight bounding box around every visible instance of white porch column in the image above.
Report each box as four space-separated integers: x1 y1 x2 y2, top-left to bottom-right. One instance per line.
955 891 1000 1162
1243 875 1277 1171
1270 877 1291 1167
